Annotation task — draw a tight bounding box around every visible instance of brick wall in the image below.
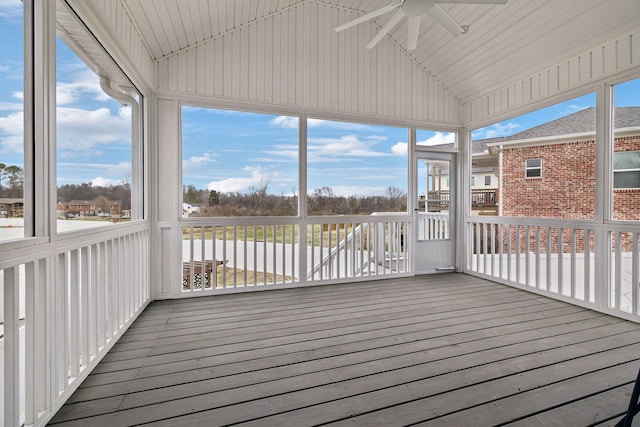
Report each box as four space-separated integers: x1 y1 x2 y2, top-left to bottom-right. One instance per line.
502 140 596 219
497 134 640 253
613 135 640 221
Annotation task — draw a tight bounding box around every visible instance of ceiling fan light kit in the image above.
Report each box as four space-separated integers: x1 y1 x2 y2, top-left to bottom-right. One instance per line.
335 0 507 50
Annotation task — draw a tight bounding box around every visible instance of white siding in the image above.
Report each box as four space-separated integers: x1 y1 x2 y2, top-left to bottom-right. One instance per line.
156 2 461 124
76 0 156 88
464 30 640 127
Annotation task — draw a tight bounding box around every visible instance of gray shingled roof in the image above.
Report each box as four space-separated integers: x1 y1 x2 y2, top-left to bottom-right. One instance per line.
477 107 640 145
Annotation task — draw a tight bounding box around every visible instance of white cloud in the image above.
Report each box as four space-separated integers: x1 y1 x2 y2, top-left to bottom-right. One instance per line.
104 161 131 177
206 166 279 193
270 116 298 129
557 104 589 117
90 177 121 187
183 153 216 170
309 134 389 160
418 132 456 146
57 66 110 106
473 122 521 139
56 106 131 156
261 144 298 161
0 111 23 153
0 0 22 18
270 116 373 131
391 142 407 156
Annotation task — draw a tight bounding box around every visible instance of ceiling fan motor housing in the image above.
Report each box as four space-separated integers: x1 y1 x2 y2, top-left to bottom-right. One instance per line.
401 0 434 16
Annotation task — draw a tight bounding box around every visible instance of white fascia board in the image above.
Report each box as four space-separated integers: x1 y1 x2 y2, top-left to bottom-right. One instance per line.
486 126 640 149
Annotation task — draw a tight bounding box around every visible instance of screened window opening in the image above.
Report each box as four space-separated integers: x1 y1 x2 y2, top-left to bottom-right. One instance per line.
611 77 640 221
55 2 141 233
0 1 25 241
181 107 299 217
471 91 596 219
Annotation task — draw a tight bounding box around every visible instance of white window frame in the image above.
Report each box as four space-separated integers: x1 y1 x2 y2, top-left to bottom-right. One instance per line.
613 150 640 189
525 158 542 178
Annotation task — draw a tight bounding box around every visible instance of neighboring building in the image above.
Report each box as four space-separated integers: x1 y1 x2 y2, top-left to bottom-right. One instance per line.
66 199 123 216
0 198 24 218
486 107 640 220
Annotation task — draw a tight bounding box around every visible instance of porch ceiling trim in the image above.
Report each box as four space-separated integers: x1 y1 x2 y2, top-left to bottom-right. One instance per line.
464 30 640 128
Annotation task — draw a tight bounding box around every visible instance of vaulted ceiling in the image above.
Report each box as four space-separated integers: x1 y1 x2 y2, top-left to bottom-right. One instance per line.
66 0 640 126
121 0 640 104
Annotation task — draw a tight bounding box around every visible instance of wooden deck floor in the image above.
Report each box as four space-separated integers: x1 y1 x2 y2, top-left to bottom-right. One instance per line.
49 273 640 426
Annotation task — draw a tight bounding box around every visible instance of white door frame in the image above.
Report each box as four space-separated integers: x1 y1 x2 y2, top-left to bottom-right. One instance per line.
413 151 457 274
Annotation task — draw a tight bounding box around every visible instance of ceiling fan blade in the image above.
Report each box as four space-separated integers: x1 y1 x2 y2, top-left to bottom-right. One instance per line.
335 2 401 32
427 4 466 35
435 0 507 3
407 16 421 51
366 9 405 49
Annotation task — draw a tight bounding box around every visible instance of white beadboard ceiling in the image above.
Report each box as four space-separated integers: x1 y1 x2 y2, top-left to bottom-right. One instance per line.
118 0 640 106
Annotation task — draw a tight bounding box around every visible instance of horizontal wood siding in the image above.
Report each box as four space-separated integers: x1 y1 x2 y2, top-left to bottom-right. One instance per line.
156 2 461 124
465 30 640 127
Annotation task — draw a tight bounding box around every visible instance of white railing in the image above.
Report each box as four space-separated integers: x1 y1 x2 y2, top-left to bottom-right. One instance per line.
417 212 449 240
180 214 411 293
307 214 410 282
0 223 150 426
467 216 640 322
608 227 639 316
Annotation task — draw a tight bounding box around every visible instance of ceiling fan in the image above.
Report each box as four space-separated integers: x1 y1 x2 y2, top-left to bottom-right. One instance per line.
335 0 508 51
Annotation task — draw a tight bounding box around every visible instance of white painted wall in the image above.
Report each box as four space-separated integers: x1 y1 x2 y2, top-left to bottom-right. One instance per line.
155 1 461 125
464 30 640 127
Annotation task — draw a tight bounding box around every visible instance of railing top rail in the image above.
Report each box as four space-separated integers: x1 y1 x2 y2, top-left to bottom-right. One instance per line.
0 221 150 269
466 215 598 228
180 213 412 226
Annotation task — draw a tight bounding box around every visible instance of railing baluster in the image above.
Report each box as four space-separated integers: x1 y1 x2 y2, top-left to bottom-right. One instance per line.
525 226 531 287
292 225 296 282
506 224 512 282
615 231 622 310
632 232 638 315
4 266 20 427
585 229 591 303
515 225 521 284
69 249 79 381
535 226 541 289
282 225 286 283
570 228 576 298
498 223 504 279
546 226 552 292
80 246 90 368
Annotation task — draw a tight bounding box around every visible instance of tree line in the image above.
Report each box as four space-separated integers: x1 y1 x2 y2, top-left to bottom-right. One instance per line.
0 164 132 210
184 184 407 216
57 182 132 210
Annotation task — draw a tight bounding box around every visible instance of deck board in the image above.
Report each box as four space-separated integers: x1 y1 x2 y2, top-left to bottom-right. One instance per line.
49 273 640 426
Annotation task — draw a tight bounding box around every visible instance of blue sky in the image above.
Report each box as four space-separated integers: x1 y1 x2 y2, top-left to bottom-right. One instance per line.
182 108 410 196
0 0 132 188
1 0 638 195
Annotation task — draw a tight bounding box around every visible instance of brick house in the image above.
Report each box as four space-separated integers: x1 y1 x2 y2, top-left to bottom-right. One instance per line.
484 107 640 253
487 107 640 220
67 199 123 216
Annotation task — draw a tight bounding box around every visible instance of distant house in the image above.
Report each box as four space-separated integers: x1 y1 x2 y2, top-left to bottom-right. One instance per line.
0 198 24 218
486 107 640 220
66 199 123 216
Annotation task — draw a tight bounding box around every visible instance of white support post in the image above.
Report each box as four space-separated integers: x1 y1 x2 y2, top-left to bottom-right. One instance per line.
4 267 20 427
594 82 612 309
